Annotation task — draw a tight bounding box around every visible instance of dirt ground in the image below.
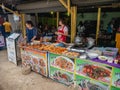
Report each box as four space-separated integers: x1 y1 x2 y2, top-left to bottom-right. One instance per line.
0 50 74 90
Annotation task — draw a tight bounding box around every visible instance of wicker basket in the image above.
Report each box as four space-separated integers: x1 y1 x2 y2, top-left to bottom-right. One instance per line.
21 66 31 75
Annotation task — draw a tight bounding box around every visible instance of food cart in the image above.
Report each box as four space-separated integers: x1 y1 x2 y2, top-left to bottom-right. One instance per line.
20 43 120 90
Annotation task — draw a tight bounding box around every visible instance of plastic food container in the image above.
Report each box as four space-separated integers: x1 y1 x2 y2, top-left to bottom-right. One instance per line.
103 47 118 57
114 59 118 64
87 52 99 59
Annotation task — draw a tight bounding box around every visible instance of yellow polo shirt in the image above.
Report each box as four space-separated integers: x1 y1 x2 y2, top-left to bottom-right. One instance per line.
3 22 12 32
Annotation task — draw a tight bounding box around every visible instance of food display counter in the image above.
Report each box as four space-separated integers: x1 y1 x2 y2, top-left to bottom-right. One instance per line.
21 47 48 77
20 43 120 90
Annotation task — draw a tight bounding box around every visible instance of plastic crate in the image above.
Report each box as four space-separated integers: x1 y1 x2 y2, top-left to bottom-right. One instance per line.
103 47 118 57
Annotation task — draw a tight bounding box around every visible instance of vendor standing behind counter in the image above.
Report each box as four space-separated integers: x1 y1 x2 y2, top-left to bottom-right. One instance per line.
25 21 37 43
55 19 69 45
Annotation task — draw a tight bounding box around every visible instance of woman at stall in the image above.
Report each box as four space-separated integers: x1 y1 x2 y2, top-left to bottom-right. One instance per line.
25 21 37 43
55 19 68 45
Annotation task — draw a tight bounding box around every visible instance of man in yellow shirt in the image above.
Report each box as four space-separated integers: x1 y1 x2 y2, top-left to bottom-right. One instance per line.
3 20 12 37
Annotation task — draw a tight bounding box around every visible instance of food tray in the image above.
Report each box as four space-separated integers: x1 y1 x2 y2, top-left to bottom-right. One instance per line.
70 48 85 53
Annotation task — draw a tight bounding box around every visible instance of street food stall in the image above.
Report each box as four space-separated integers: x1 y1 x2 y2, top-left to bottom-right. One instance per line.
1 0 119 90
20 42 120 90
18 1 120 89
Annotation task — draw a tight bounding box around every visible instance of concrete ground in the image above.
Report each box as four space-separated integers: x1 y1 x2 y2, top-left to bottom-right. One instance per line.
0 50 73 90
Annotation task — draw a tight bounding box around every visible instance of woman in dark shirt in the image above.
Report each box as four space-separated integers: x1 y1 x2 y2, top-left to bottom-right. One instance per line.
25 21 37 43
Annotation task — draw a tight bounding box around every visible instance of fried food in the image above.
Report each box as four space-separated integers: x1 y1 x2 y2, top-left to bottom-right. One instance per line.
55 57 73 70
22 44 79 55
62 51 80 58
83 65 111 79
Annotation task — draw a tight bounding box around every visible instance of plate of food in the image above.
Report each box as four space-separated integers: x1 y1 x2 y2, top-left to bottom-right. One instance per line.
78 80 109 90
53 56 74 71
114 79 120 87
82 64 111 80
52 71 73 83
98 56 108 61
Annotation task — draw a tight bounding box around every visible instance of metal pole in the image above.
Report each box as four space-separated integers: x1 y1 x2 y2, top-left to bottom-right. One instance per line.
56 12 59 28
71 7 73 43
96 8 101 45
